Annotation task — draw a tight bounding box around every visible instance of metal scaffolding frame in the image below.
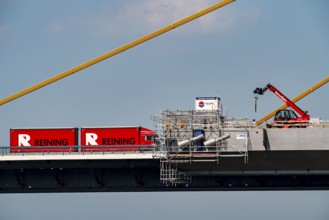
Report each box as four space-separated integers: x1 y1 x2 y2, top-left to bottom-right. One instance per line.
152 109 250 186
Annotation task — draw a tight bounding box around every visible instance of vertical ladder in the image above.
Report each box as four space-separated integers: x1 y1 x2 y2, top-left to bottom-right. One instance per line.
160 159 191 186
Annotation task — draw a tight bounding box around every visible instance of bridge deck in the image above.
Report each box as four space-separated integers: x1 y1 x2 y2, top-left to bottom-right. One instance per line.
1 150 329 193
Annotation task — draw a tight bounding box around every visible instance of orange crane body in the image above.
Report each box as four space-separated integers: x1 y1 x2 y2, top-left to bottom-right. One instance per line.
254 83 310 128
255 76 329 126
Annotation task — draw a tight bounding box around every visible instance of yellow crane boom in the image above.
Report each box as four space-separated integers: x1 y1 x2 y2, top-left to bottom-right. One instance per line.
256 76 329 126
0 0 235 107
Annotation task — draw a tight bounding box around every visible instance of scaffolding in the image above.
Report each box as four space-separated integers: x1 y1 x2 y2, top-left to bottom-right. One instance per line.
160 159 191 186
152 109 250 186
152 109 223 147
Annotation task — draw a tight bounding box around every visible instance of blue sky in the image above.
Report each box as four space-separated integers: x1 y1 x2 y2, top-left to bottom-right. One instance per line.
1 191 329 220
0 0 329 219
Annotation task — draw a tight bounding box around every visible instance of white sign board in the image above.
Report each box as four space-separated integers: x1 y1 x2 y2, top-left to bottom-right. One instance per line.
236 133 247 140
195 97 220 111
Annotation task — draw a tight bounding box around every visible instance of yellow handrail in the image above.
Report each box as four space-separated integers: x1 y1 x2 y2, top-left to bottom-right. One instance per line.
0 0 235 106
256 76 329 126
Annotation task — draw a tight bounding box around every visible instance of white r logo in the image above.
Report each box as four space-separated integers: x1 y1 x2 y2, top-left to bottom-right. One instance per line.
86 133 98 145
18 134 31 146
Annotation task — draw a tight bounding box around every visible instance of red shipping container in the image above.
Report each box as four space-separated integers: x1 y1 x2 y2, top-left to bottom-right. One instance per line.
80 126 155 152
10 128 79 153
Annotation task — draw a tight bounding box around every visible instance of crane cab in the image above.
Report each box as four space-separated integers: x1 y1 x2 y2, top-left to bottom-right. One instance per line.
274 109 298 121
269 109 308 128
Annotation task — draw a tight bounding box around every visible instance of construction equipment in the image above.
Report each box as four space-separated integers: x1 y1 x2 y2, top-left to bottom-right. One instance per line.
255 76 329 126
254 83 310 128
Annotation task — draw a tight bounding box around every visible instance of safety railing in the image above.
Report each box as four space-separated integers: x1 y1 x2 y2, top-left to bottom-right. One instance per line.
0 145 159 157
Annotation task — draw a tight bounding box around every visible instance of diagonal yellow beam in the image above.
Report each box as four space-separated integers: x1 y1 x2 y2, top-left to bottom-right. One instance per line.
0 0 235 106
256 76 329 126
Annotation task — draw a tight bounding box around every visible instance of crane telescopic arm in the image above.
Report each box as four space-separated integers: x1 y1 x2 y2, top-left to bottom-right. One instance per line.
254 83 310 120
0 0 235 107
255 76 329 126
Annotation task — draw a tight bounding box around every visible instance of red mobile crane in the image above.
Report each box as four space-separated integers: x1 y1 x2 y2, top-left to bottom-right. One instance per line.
253 83 310 128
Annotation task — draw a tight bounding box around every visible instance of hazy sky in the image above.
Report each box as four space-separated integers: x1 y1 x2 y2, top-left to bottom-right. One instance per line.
1 191 329 220
1 0 329 219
